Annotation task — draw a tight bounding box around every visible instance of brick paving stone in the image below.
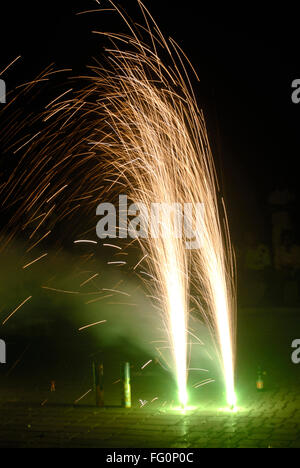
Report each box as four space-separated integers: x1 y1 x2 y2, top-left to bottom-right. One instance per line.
247 432 272 440
237 439 264 448
270 432 299 440
267 440 291 448
289 440 300 448
189 437 209 446
205 439 227 448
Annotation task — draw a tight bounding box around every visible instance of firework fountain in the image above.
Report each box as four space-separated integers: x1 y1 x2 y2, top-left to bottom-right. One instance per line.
0 1 236 408
84 1 237 407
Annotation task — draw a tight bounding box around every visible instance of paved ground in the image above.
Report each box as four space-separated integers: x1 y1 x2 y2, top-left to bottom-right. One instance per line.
1 390 300 448
1 307 300 448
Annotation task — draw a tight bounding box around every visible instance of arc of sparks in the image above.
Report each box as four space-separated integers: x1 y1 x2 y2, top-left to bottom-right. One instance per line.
82 1 237 407
0 1 236 409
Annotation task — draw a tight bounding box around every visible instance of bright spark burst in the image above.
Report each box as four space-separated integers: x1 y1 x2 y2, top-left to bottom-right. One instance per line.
68 1 236 407
90 2 235 406
0 1 236 409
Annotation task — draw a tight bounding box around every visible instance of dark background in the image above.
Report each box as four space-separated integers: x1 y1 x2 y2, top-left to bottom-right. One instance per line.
1 1 300 243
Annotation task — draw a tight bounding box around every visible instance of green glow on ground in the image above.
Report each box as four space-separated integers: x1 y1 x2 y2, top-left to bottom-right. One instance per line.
171 405 197 413
162 403 246 415
218 405 240 413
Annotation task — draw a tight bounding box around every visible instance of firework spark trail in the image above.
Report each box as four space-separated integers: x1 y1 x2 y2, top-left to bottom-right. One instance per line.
74 388 92 404
141 359 152 370
22 252 48 269
80 273 99 287
2 296 32 325
78 320 107 331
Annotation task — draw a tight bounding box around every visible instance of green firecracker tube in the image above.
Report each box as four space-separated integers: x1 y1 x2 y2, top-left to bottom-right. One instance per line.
94 362 104 407
121 362 131 408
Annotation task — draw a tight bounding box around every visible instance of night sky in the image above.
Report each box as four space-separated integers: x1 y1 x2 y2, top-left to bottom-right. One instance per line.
1 1 300 243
